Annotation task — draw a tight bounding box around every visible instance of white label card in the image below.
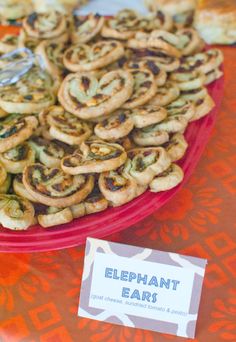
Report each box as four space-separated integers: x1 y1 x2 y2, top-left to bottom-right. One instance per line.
78 238 207 338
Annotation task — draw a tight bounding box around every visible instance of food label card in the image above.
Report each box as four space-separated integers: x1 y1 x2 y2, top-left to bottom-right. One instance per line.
78 238 207 338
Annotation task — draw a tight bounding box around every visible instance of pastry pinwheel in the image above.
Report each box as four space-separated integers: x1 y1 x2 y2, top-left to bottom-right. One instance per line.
71 13 105 44
41 106 92 145
23 163 94 207
29 136 74 168
64 41 124 72
58 70 134 119
23 11 68 40
0 115 38 153
124 147 171 186
0 194 35 230
150 164 184 192
0 142 35 173
61 141 127 174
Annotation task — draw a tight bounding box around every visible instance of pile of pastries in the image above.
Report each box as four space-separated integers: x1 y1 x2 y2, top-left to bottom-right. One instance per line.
145 0 236 44
0 9 223 230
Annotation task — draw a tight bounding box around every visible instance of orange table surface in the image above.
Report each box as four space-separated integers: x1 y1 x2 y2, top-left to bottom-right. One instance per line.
0 40 236 341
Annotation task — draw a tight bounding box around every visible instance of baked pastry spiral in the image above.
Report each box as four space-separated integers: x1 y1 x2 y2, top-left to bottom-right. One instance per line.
95 110 134 141
0 66 56 114
122 69 157 109
101 9 173 40
23 163 94 207
29 136 74 168
61 140 127 174
63 41 124 72
37 206 73 228
166 98 195 122
150 163 184 192
71 13 105 44
98 165 143 207
23 11 67 40
0 194 35 230
0 142 35 174
148 81 180 107
0 115 38 153
58 70 134 120
162 133 188 162
41 105 92 145
124 147 171 186
132 125 169 147
123 58 167 87
131 48 180 72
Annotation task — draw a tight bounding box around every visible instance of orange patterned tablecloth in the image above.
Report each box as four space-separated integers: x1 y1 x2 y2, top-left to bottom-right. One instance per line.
0 46 236 342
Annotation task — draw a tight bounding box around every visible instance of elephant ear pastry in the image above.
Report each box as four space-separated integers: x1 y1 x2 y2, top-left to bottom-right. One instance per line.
148 81 180 107
29 136 74 168
124 147 171 186
99 165 139 207
37 206 73 228
150 164 184 192
131 105 167 128
71 13 105 44
101 9 140 40
162 132 188 161
95 110 134 141
132 126 169 147
177 28 204 56
0 115 38 153
166 98 195 121
122 69 157 109
0 194 35 230
123 58 167 87
23 11 67 39
23 163 95 208
42 106 92 145
131 49 180 72
147 115 188 134
0 142 35 174
190 95 215 121
0 66 56 114
63 41 124 72
61 141 127 174
58 70 134 120
128 30 182 57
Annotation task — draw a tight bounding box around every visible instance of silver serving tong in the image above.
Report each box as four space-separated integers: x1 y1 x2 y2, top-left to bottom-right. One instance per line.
0 48 44 87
